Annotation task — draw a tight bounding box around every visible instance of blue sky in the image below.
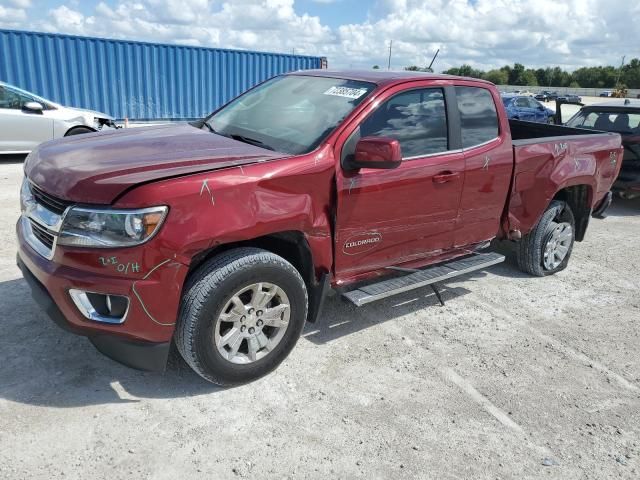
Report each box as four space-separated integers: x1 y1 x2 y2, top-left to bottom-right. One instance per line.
295 0 368 27
0 1 637 71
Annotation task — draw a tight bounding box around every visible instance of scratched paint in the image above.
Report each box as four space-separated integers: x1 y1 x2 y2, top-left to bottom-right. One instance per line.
131 259 176 326
200 180 215 205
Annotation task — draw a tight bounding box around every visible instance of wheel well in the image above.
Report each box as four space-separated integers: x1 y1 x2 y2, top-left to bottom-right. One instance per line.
189 231 317 290
553 185 591 241
64 125 96 136
186 232 328 322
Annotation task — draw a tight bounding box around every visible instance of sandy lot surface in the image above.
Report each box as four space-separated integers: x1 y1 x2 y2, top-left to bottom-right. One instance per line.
0 159 638 480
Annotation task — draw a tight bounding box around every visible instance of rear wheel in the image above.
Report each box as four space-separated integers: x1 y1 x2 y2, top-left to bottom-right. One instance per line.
175 248 308 385
516 201 575 276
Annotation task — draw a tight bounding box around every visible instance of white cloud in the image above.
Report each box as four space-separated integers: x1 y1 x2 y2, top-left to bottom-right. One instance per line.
0 5 27 26
2 0 638 71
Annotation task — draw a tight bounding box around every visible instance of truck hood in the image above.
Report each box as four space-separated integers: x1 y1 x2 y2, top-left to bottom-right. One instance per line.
25 124 289 204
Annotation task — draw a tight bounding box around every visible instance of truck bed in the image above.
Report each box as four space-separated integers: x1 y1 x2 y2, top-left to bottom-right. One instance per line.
508 119 618 146
506 119 623 238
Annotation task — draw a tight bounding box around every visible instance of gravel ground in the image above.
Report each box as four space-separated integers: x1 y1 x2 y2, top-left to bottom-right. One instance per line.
0 159 638 480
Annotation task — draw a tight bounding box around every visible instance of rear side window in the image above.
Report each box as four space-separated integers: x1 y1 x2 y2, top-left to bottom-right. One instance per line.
455 87 499 148
359 88 448 158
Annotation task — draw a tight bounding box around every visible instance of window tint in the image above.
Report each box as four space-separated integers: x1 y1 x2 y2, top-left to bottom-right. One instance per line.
455 87 499 148
359 88 448 158
515 97 529 108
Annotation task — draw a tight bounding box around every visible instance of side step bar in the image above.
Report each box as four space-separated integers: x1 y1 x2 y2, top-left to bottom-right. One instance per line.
342 252 505 307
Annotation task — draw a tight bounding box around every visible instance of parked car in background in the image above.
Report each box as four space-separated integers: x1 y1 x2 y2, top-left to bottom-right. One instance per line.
558 93 582 103
565 99 640 198
600 90 614 97
0 81 117 155
17 71 621 384
512 89 534 97
535 91 559 102
502 94 555 123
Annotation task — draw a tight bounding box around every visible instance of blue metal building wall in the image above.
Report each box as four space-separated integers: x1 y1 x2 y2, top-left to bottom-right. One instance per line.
0 29 323 120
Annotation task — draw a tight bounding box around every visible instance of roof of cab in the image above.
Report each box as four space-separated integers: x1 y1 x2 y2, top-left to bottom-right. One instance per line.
287 69 495 87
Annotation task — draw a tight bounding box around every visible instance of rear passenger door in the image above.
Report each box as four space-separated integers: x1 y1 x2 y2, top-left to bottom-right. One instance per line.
453 85 514 247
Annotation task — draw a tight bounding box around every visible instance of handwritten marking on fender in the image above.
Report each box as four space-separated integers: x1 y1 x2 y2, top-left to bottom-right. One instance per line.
99 256 140 274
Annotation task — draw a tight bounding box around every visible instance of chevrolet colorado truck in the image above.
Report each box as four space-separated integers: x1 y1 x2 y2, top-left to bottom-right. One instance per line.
17 71 623 385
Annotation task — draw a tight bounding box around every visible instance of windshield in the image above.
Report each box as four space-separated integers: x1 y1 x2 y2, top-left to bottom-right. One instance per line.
566 109 640 135
205 75 376 155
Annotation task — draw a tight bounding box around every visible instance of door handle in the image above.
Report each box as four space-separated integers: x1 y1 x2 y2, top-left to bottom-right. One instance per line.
433 171 460 184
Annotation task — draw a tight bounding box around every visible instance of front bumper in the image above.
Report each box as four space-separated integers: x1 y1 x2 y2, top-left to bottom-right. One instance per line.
16 220 189 372
17 255 170 371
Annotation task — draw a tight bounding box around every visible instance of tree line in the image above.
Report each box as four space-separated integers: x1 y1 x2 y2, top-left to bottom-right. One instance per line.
403 60 640 89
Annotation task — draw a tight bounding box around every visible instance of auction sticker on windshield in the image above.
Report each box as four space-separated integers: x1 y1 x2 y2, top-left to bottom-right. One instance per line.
324 86 369 99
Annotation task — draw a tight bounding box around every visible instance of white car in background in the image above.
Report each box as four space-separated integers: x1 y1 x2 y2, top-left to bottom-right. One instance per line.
512 89 534 97
0 81 117 155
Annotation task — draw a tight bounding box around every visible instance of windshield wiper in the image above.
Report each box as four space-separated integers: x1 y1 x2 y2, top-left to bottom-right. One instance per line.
229 134 275 151
202 122 275 151
202 120 216 134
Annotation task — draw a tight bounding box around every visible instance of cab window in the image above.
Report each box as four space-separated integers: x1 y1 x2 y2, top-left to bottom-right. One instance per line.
358 88 449 158
455 86 500 148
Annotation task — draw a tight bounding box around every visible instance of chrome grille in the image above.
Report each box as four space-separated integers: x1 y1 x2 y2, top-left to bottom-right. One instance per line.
21 182 71 259
29 219 55 250
30 184 72 216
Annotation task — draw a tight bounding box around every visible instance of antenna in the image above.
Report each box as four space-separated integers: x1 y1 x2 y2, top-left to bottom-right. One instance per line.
614 55 626 89
427 49 440 72
387 40 393 70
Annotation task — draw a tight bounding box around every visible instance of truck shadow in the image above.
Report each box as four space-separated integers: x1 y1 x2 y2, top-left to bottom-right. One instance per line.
303 284 472 345
0 259 523 408
606 196 640 217
0 277 223 408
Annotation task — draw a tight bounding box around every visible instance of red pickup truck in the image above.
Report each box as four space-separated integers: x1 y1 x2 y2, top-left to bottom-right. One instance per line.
17 71 622 385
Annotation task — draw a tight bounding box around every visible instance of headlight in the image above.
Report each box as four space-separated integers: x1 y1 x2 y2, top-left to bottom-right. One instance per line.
20 177 34 212
58 206 168 248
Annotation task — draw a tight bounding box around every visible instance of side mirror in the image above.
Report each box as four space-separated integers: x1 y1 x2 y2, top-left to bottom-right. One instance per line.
538 105 545 111
349 136 402 170
22 102 44 114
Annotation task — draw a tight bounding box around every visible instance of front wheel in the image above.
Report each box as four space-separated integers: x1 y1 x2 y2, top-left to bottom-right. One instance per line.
516 201 575 277
175 248 308 385
65 126 95 136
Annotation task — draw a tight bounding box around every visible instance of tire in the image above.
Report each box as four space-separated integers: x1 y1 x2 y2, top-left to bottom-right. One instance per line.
516 201 576 277
65 126 95 136
175 248 308 385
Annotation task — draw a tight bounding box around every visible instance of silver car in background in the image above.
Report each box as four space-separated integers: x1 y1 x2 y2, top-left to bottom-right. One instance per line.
0 81 117 155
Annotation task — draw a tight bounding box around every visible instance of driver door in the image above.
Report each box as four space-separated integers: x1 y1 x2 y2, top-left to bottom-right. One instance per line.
334 84 465 280
0 85 53 153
